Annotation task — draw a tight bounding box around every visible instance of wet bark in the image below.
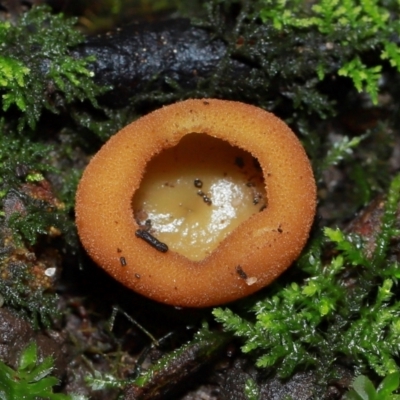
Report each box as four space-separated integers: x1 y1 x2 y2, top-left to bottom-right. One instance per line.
73 18 249 106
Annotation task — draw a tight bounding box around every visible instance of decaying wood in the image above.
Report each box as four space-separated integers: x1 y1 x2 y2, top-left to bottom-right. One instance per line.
73 18 249 106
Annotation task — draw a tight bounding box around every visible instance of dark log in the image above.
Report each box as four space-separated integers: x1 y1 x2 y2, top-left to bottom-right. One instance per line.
73 18 249 106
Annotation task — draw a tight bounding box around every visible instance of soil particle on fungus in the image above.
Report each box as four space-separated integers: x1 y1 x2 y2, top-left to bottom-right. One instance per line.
134 212 153 232
135 229 169 253
203 196 212 205
194 178 203 188
235 265 248 280
134 209 149 227
196 188 212 205
120 257 127 266
245 277 258 286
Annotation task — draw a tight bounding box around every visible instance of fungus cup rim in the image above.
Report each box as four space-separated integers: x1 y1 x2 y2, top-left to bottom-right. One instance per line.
75 99 317 307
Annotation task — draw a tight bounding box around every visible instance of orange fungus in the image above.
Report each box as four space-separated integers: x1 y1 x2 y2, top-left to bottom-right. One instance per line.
75 99 316 307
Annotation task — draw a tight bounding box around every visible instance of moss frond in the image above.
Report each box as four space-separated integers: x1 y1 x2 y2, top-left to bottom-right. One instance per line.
214 174 400 380
0 342 70 399
258 0 400 104
0 5 106 131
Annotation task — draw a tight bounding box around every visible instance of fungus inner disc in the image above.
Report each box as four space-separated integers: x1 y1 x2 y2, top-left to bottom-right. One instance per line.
132 133 266 261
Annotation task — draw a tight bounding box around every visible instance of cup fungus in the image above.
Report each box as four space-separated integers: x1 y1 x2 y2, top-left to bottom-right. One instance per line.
75 99 316 307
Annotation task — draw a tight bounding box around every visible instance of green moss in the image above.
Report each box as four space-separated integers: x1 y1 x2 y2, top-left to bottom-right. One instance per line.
133 324 227 389
0 130 74 328
86 324 228 396
0 130 53 189
0 1 399 395
214 174 400 388
258 0 400 104
345 372 400 400
0 132 73 246
0 4 108 329
0 274 60 331
316 134 367 180
244 378 260 400
0 341 71 400
0 5 107 131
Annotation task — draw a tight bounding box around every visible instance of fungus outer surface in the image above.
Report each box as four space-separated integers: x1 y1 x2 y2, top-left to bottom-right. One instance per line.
75 99 317 307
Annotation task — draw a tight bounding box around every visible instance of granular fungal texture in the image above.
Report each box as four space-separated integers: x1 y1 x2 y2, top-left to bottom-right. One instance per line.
75 99 316 307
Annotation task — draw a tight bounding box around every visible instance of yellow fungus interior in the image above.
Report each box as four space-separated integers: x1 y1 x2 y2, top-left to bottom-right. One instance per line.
132 133 267 261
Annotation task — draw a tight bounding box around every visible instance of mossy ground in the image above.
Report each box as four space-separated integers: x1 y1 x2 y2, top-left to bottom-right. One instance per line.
1 1 400 399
